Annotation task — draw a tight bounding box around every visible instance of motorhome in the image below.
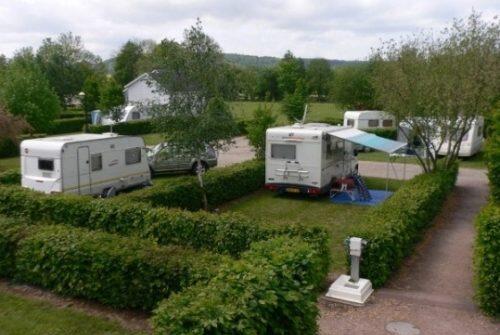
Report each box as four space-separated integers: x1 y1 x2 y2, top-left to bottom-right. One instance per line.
343 110 395 130
21 133 151 196
397 117 484 157
265 123 358 195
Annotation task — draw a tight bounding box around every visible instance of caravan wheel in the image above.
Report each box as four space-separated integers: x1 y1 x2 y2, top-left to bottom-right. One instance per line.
191 161 208 175
101 186 117 198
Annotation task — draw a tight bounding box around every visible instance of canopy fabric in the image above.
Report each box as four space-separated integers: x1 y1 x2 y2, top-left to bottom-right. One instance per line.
329 128 407 154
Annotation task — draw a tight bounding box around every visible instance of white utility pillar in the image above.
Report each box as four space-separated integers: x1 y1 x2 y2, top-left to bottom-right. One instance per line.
325 237 373 306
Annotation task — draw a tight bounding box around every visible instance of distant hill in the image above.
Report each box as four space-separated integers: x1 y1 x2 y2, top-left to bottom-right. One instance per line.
223 53 365 69
102 53 365 74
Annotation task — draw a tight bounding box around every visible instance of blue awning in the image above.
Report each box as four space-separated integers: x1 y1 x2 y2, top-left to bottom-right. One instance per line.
329 128 407 154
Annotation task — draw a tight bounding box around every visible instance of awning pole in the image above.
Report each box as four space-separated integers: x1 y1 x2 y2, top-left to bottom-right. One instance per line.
385 154 390 192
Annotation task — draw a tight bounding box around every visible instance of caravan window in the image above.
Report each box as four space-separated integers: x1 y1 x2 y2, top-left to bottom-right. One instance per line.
125 147 142 165
347 119 355 126
382 119 393 127
271 144 296 160
368 119 379 127
38 159 54 171
132 111 141 120
91 153 103 171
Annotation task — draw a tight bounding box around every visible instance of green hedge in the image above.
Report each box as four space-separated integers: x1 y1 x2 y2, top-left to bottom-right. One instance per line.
365 128 397 140
350 165 458 287
310 117 344 125
0 139 18 158
125 160 265 210
474 203 500 316
0 184 326 256
0 218 224 311
153 236 330 335
0 169 21 185
88 120 154 135
48 117 86 135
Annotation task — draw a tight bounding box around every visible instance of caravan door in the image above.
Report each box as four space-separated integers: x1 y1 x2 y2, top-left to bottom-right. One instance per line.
77 146 91 194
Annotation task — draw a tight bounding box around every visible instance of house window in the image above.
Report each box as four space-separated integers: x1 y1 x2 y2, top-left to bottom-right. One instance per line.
271 144 296 160
125 147 142 165
347 119 355 126
38 159 54 171
132 111 141 120
91 153 103 171
368 119 379 127
477 126 483 137
382 119 393 127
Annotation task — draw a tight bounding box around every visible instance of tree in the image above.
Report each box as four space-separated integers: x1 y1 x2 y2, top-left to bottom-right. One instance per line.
114 40 144 86
371 12 500 172
81 75 101 112
282 79 308 121
276 51 305 95
255 68 281 100
99 78 124 110
331 63 376 109
0 48 60 133
151 21 238 210
246 104 277 159
0 105 31 142
36 32 102 106
306 58 332 101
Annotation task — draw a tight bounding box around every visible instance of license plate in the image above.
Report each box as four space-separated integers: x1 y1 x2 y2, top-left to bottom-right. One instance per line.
286 187 300 193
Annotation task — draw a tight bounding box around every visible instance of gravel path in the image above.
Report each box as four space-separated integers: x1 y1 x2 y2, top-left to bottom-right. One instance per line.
319 167 499 335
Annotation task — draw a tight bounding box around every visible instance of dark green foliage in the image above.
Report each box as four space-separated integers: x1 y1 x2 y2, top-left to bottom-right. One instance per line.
364 128 397 140
331 63 376 109
0 139 18 158
246 105 277 159
113 41 144 86
306 58 333 101
58 110 85 119
152 236 330 335
81 76 101 112
474 203 500 316
48 117 86 135
276 51 306 95
350 165 458 287
126 160 265 210
255 68 281 101
87 119 154 135
12 224 223 310
282 79 308 121
99 78 124 110
0 169 21 185
0 217 33 277
486 105 500 202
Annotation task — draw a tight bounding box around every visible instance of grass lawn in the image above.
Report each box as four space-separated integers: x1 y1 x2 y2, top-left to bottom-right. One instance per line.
0 156 20 172
0 290 144 335
229 101 344 124
222 176 403 272
357 150 486 169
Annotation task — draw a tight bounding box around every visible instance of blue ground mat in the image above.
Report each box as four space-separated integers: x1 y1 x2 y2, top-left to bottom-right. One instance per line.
330 189 393 206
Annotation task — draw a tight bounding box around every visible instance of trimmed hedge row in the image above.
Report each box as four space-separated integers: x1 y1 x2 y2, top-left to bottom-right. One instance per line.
365 128 397 140
474 203 500 316
125 160 265 210
0 217 224 311
0 169 21 185
49 117 86 135
0 184 327 256
88 120 154 135
153 236 330 335
350 165 458 287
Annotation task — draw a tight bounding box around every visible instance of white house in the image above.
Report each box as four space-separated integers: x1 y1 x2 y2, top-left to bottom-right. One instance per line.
123 72 169 105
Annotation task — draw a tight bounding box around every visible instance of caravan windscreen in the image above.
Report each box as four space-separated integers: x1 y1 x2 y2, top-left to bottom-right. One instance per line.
271 144 296 160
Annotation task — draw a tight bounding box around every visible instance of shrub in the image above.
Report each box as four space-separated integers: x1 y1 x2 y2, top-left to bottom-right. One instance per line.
88 119 154 135
0 169 21 185
474 203 500 316
350 165 458 287
0 138 18 158
125 160 265 210
0 219 224 311
49 117 86 134
153 236 330 335
486 106 500 203
0 183 326 256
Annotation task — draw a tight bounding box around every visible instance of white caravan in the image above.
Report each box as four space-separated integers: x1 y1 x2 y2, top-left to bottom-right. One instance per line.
343 110 395 129
265 123 358 195
397 117 484 157
21 133 151 196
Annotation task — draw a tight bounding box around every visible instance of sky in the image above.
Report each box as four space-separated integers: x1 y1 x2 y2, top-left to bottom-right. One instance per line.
0 0 498 61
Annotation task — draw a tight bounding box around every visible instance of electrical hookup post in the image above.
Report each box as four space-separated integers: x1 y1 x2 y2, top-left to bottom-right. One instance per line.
325 237 373 306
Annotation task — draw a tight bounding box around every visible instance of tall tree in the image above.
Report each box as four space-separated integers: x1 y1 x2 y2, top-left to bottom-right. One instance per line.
81 75 102 112
246 104 277 159
282 79 308 121
331 63 376 109
114 40 144 86
99 78 124 110
151 21 238 210
36 32 102 106
276 51 305 96
255 68 281 100
306 58 332 101
372 12 500 172
0 48 60 133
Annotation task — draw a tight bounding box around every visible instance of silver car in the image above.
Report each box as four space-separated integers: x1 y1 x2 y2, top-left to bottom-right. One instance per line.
147 143 217 175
